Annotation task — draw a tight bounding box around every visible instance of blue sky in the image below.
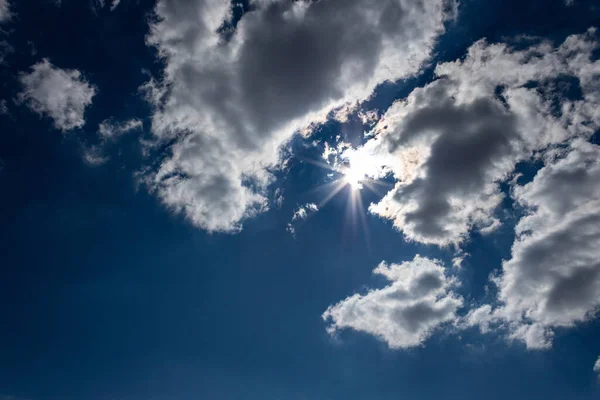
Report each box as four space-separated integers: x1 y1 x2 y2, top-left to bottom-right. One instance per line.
1 0 600 399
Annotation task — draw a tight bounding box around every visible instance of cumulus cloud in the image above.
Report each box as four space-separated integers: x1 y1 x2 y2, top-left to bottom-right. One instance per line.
338 28 600 246
98 118 142 140
143 0 455 232
323 256 462 349
464 140 600 349
18 59 96 132
595 357 600 378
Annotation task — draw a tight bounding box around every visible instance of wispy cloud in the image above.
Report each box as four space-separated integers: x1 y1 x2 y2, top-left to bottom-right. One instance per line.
287 203 319 237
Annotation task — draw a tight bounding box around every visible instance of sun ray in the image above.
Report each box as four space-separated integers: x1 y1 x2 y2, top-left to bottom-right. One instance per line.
318 180 348 208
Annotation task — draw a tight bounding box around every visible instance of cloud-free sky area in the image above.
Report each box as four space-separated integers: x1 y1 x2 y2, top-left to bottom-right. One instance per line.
2 0 600 399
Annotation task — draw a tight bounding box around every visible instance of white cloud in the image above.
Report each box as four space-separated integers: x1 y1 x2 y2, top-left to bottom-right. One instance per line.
18 59 96 132
143 0 456 232
287 203 318 237
470 140 600 349
0 0 11 22
594 357 600 377
323 256 462 349
292 203 318 221
98 118 142 140
340 28 600 246
321 29 600 350
110 0 120 11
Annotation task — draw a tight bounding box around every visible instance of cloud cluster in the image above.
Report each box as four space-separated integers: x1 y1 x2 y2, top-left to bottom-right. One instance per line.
143 0 455 232
595 357 600 378
341 28 600 246
18 59 96 132
325 29 600 348
466 140 600 349
323 256 462 348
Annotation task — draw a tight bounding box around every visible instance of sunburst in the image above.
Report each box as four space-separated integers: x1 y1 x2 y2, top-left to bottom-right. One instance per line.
300 146 390 247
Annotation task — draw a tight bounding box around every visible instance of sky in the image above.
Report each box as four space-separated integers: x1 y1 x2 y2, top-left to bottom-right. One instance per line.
1 0 600 399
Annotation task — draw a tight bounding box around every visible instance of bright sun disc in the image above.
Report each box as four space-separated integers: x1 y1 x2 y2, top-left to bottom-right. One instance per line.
343 168 365 190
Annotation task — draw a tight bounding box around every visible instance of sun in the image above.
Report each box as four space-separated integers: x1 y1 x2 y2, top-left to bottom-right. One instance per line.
341 153 374 191
343 167 365 190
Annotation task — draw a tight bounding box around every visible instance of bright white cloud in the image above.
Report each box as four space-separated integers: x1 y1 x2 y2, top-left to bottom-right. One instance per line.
323 256 462 349
292 203 318 221
340 28 600 246
595 357 600 377
98 118 143 140
18 59 96 132
143 0 456 232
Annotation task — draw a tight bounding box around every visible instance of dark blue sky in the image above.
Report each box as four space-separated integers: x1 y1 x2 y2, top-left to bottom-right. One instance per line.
1 1 600 399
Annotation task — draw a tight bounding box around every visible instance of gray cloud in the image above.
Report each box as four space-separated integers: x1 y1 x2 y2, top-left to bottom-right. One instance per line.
369 82 522 245
143 0 455 232
18 59 96 132
461 139 600 349
323 256 462 349
488 140 600 349
82 145 110 166
98 118 143 140
0 40 13 64
0 0 11 22
342 28 600 246
325 29 600 350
